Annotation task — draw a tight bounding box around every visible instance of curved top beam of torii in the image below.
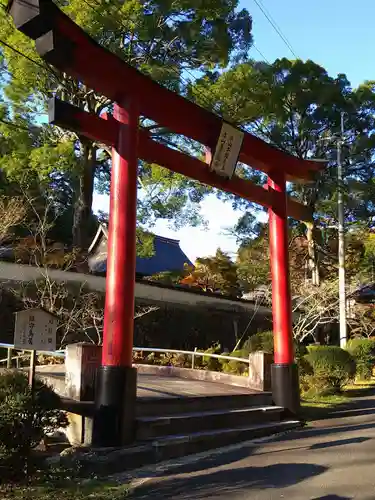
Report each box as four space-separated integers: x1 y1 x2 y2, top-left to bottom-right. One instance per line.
8 0 324 222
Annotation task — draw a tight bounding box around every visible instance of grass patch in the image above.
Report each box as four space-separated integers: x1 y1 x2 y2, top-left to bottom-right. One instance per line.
301 378 375 421
344 378 375 398
0 479 129 500
0 465 129 500
302 393 349 408
300 393 349 420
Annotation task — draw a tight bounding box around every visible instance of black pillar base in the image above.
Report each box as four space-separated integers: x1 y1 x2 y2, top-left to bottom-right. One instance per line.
271 363 300 416
92 365 137 447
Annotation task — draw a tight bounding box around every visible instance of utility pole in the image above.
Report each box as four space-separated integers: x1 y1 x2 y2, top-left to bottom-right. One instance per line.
317 112 348 347
338 112 347 348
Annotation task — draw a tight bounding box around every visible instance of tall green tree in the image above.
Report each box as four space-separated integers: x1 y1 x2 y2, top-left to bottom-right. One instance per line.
191 58 375 284
0 102 88 244
0 0 253 250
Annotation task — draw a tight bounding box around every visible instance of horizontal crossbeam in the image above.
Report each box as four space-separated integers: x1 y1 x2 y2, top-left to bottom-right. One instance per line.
8 0 323 182
49 98 313 222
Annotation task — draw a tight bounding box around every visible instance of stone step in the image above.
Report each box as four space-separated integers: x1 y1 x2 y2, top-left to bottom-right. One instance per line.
136 392 272 417
136 405 284 440
60 392 273 419
148 420 301 462
54 420 301 476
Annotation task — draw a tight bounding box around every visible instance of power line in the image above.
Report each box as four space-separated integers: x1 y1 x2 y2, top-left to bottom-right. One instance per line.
252 0 298 59
0 38 48 71
0 37 78 102
252 44 270 64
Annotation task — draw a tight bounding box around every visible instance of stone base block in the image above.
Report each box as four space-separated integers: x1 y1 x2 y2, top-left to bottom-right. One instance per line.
65 412 94 446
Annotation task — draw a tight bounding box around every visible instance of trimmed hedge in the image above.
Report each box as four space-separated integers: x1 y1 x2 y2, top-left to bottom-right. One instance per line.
303 345 356 395
346 338 375 380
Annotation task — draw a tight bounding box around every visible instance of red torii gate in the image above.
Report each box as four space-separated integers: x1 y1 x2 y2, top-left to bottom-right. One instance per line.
8 0 323 446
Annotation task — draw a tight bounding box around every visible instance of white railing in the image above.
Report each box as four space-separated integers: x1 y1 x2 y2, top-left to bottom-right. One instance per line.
0 343 250 371
132 347 250 371
0 343 65 368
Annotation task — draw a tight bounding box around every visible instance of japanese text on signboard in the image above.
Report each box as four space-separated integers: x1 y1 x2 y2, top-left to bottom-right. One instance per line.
14 309 57 351
210 123 244 179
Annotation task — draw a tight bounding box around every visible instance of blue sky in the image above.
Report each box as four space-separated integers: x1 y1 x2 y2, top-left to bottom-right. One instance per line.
93 0 374 262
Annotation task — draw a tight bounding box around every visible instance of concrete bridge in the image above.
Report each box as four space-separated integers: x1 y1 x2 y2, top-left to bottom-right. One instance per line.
2 341 300 466
33 352 300 465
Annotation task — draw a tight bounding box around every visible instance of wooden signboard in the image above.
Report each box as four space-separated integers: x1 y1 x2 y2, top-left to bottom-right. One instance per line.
14 308 58 390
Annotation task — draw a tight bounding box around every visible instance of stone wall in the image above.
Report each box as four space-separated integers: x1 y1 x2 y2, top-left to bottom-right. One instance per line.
133 300 272 351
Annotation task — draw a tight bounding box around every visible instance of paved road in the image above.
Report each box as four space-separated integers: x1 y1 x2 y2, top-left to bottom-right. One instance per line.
130 392 375 499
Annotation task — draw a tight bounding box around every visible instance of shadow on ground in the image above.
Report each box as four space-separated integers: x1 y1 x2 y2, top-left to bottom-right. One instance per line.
150 426 374 478
131 462 327 499
309 436 370 450
270 419 375 448
312 496 352 500
129 387 375 498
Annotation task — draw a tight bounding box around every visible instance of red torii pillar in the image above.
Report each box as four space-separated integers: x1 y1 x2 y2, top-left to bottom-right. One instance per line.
268 171 299 414
93 101 139 446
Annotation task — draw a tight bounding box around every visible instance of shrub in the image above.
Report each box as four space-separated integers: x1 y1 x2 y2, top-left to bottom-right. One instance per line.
297 354 313 377
38 354 64 365
303 346 356 395
195 344 222 371
346 338 375 380
0 371 68 481
244 331 274 354
136 351 191 368
135 346 221 371
294 342 307 362
219 349 249 375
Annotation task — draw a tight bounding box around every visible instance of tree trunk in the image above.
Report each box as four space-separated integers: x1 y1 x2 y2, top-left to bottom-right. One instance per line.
72 142 96 253
306 222 320 286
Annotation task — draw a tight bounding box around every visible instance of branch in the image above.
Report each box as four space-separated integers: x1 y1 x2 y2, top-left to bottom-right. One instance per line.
134 306 159 319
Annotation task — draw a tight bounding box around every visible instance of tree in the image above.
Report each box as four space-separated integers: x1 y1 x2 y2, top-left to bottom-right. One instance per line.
190 58 375 285
360 230 375 282
235 222 324 294
236 223 269 293
0 105 91 247
181 249 240 297
347 302 375 339
0 0 253 250
292 280 341 344
0 195 26 243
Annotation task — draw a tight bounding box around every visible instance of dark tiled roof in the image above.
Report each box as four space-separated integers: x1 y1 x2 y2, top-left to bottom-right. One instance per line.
136 236 192 276
352 283 375 303
88 226 193 276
